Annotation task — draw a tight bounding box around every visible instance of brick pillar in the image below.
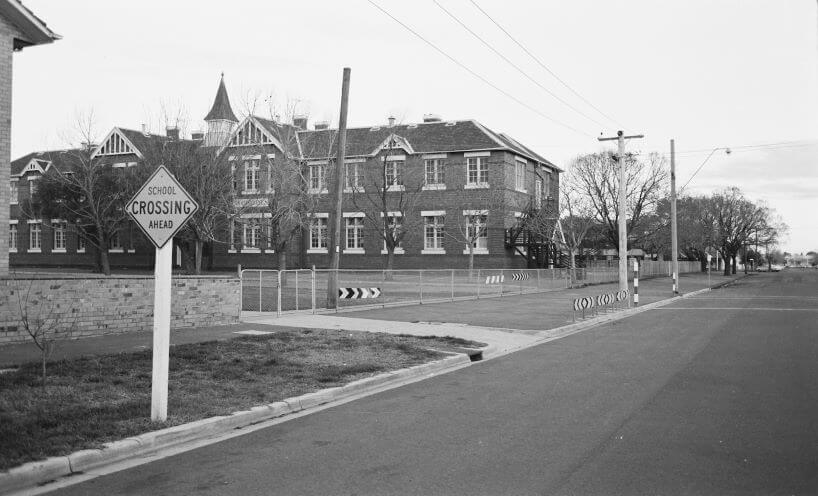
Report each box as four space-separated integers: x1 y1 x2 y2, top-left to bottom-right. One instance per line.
0 22 14 277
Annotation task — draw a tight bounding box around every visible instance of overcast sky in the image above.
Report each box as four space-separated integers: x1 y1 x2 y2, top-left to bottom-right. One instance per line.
11 0 818 253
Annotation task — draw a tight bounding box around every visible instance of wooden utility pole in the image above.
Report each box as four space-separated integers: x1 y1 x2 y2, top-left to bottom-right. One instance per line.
598 130 644 292
327 67 351 309
670 139 679 294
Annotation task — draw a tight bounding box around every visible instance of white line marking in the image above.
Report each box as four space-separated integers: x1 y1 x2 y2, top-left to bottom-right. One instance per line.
233 330 276 335
657 307 818 312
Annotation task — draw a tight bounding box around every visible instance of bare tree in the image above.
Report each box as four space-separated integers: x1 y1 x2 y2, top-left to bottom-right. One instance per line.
710 187 767 276
443 185 506 272
34 115 138 275
557 167 598 276
12 277 76 388
349 136 426 275
570 151 669 256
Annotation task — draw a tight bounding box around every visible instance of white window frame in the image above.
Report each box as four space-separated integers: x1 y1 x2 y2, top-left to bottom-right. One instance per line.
109 230 123 253
9 179 18 205
384 156 405 192
266 155 275 193
463 210 489 254
422 211 445 254
242 218 262 252
465 156 489 189
243 159 260 194
28 176 39 197
9 221 18 253
515 158 527 192
380 211 405 255
344 213 365 253
52 219 67 253
535 177 543 206
423 156 446 190
308 214 329 253
308 163 327 194
344 161 363 192
28 219 42 253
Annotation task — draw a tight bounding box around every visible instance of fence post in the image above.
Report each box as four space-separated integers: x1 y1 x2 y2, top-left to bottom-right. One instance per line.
500 269 504 297
295 270 299 311
311 265 316 314
276 270 282 317
238 269 243 316
258 270 263 312
477 269 481 299
451 269 455 301
419 270 423 304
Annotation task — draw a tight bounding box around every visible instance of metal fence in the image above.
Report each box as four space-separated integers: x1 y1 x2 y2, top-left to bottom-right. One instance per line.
240 261 702 314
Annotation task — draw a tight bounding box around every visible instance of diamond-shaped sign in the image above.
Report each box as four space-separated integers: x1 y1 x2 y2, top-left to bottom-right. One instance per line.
126 166 199 249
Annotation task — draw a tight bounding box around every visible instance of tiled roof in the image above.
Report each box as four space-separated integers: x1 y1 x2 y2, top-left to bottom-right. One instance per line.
296 120 559 169
204 75 238 122
252 117 302 157
10 148 84 176
117 128 170 154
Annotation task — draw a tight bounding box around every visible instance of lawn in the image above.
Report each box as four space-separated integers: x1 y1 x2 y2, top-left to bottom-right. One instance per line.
0 329 484 471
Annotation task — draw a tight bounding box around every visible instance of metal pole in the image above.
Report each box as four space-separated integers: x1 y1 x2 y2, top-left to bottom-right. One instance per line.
276 270 282 317
258 270 262 312
670 139 680 295
633 259 640 307
311 265 316 314
451 269 454 301
419 270 423 304
295 270 299 311
327 67 351 309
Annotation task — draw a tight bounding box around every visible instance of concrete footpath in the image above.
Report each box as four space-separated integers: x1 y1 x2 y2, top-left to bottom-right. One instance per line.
0 272 747 495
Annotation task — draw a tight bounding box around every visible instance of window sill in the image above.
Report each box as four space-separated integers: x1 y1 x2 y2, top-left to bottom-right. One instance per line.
9 249 17 253
421 249 446 255
241 248 261 254
228 249 237 253
516 188 528 194
343 187 364 194
463 248 489 255
127 249 136 253
344 248 365 254
10 201 18 205
77 249 85 253
109 249 124 253
381 248 405 255
307 248 328 254
464 183 489 190
241 190 260 195
28 248 41 253
422 184 446 191
308 189 328 195
53 248 67 253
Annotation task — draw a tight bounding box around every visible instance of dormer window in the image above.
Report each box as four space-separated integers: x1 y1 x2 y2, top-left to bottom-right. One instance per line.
95 129 136 156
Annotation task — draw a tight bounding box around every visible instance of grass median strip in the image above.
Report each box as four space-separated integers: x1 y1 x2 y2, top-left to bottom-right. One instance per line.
0 329 484 471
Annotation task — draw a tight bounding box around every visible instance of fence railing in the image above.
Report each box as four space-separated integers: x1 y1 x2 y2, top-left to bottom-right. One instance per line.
240 261 702 314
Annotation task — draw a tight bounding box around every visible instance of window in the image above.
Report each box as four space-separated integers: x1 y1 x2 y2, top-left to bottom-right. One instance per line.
309 164 326 192
385 160 403 188
345 162 360 190
382 214 404 254
28 221 42 252
266 161 274 193
345 217 364 251
467 157 488 186
9 223 17 252
229 219 240 252
242 219 261 250
77 232 86 252
424 159 445 188
53 221 67 251
515 160 526 191
231 164 237 191
309 217 328 250
466 213 488 252
535 178 543 207
10 181 18 205
424 215 445 251
110 231 123 252
244 160 260 193
29 178 39 197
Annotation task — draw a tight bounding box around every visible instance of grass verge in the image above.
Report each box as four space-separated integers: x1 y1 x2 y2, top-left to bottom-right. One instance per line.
0 328 485 471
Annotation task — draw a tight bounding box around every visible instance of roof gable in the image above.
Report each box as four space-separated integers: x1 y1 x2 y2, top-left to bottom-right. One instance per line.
371 133 415 156
92 128 143 159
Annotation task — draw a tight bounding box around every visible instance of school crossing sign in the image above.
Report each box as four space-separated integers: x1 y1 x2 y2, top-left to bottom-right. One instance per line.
126 166 198 249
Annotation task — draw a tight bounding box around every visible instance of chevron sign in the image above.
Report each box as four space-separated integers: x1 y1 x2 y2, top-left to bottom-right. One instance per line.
338 287 382 299
511 273 530 281
485 275 505 284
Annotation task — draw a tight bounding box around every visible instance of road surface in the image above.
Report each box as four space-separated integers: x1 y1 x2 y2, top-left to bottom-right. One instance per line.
45 270 818 495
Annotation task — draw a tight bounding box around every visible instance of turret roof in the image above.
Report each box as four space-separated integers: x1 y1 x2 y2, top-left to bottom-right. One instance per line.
204 74 238 122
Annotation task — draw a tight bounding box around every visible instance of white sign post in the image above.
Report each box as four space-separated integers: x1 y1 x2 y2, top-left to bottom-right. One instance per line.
126 166 199 422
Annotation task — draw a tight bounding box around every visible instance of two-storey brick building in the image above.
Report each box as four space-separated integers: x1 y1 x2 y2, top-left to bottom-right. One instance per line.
9 76 562 271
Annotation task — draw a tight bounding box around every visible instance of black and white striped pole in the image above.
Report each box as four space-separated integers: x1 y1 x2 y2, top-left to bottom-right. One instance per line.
633 259 640 307
672 271 678 295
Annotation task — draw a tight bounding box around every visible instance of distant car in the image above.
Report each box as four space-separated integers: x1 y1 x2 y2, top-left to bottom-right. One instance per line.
771 264 783 272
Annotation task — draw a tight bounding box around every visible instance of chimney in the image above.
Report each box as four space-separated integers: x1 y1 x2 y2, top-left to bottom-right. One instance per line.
388 116 396 127
293 114 308 129
422 114 442 123
314 121 329 130
141 123 149 135
166 126 179 140
191 130 204 140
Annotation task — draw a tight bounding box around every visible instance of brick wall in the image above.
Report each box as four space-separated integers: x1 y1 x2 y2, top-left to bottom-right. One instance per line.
0 16 22 277
0 275 240 344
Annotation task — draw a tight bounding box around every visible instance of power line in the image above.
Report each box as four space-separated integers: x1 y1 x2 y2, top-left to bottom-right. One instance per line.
469 0 626 130
432 0 609 130
366 0 595 139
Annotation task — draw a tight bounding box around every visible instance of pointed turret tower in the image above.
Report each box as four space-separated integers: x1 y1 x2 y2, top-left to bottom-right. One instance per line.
204 73 238 147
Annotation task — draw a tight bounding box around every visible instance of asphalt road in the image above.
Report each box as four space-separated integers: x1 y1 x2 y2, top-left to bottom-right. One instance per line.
44 270 818 495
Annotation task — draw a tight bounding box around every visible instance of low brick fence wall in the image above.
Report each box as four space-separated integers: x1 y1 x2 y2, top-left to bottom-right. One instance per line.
0 275 240 345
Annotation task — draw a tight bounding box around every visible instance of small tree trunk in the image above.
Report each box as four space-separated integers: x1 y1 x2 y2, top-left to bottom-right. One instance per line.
194 240 204 275
41 351 47 389
468 245 475 276
569 250 577 284
384 247 395 281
